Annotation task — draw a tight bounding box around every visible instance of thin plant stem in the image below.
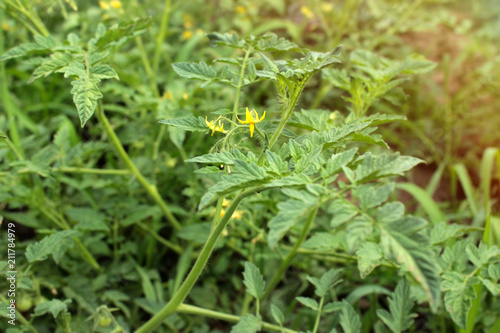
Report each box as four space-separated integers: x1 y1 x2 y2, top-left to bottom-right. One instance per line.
136 187 262 333
153 0 171 72
136 221 183 254
263 206 319 300
96 101 181 231
37 205 101 270
312 296 325 333
231 48 252 125
178 303 299 333
212 197 224 230
135 36 160 98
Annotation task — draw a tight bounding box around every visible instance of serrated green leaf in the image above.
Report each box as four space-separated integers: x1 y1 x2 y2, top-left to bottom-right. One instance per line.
355 153 423 183
254 32 300 52
29 52 74 83
70 73 103 127
323 301 344 313
441 272 479 328
270 303 285 325
340 300 361 333
0 35 59 62
487 263 500 280
265 150 288 176
231 314 262 333
90 64 119 80
480 278 500 296
379 217 440 308
374 202 405 223
322 148 358 179
288 109 333 132
93 17 152 50
429 222 475 246
302 232 341 250
357 242 384 278
306 269 343 297
243 262 266 299
207 32 243 48
329 200 358 228
32 299 72 318
173 62 226 87
268 190 318 248
159 116 209 133
26 230 78 263
376 279 417 333
296 297 319 310
466 243 500 268
356 183 394 210
199 160 270 209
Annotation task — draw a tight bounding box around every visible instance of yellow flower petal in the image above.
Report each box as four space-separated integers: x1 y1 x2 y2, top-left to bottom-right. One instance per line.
110 0 122 9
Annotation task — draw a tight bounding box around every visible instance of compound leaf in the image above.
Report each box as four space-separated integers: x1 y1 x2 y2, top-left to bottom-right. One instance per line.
26 230 78 263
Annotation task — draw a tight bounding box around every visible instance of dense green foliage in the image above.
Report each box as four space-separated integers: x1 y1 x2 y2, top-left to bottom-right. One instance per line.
0 1 499 332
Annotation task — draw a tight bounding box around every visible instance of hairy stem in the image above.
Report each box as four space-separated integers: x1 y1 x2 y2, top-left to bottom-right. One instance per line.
231 47 252 125
136 187 261 333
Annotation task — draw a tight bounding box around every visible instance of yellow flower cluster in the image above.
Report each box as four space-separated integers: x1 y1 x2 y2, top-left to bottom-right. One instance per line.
181 13 204 40
205 116 228 136
99 0 122 10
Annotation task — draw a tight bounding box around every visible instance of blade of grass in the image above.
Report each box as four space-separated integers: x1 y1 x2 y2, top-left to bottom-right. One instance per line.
480 148 498 216
453 163 478 217
396 183 446 224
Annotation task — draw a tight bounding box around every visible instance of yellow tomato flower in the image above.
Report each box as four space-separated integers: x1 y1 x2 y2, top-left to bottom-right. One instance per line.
2 23 9 31
182 30 193 39
99 1 110 9
235 5 246 14
162 91 173 100
321 2 333 12
110 0 122 9
301 6 314 19
205 116 228 136
237 108 266 137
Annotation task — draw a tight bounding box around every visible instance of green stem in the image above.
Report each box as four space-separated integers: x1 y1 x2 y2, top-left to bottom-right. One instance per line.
153 0 171 72
312 297 325 333
0 136 24 161
257 84 302 165
263 206 319 300
212 197 224 230
0 167 130 177
231 48 252 125
0 11 24 159
38 205 101 270
136 221 183 254
136 187 261 333
73 238 101 270
96 101 181 231
178 303 299 333
135 36 160 98
5 0 49 36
